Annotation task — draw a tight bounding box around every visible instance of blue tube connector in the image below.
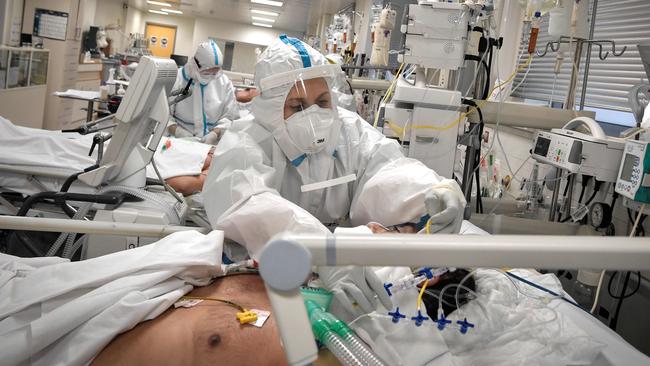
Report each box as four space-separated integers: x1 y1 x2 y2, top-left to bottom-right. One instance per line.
435 315 452 330
388 307 406 323
411 310 429 327
457 318 475 334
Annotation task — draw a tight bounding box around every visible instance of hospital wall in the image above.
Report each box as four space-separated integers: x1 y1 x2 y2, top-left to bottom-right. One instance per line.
191 17 301 52
124 6 196 57
230 42 258 74
22 0 85 130
93 0 128 54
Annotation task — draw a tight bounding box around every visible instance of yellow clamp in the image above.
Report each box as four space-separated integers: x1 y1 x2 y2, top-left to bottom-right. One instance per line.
236 310 258 325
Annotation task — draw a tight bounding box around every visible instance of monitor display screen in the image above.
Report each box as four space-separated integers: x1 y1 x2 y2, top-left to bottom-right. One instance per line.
534 136 551 157
620 153 639 182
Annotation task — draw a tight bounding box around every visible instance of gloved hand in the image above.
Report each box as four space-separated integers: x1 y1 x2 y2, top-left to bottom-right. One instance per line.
318 266 393 318
201 128 225 145
424 181 466 234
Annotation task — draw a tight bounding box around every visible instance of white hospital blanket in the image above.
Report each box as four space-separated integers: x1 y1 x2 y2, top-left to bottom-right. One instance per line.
353 269 609 366
0 230 224 366
0 117 211 194
53 89 101 100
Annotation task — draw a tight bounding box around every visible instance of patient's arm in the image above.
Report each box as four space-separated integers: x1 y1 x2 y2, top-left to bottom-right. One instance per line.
165 172 207 196
92 274 288 366
163 148 214 196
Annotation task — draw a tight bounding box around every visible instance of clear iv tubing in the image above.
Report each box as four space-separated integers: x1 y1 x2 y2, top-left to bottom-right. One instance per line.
341 332 386 366
454 269 563 315
62 202 93 258
48 185 183 258
437 283 490 321
47 202 93 257
322 331 365 366
388 274 427 294
99 185 185 223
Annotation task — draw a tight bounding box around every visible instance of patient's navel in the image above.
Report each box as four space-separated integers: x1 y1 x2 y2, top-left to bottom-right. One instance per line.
208 333 221 348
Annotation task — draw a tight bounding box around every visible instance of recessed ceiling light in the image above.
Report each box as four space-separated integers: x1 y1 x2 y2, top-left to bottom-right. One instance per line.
149 9 168 14
252 22 273 28
251 0 283 7
252 16 275 22
147 1 171 6
251 9 279 16
162 8 183 14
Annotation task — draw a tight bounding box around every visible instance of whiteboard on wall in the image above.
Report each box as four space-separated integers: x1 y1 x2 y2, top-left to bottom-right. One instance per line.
33 8 68 41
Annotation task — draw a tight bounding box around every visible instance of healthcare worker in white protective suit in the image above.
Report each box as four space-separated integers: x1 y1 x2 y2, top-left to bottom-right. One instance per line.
168 41 239 144
203 34 466 318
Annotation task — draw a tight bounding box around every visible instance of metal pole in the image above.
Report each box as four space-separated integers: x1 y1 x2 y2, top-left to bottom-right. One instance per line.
579 0 599 110
290 233 650 270
0 215 210 237
549 169 562 221
565 39 584 110
563 173 575 221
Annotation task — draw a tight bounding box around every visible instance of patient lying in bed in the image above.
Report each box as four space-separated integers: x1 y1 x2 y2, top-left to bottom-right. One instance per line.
92 274 291 366
0 116 218 196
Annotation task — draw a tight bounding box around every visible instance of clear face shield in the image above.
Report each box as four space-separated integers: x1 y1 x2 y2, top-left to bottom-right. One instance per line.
261 64 343 155
197 66 223 84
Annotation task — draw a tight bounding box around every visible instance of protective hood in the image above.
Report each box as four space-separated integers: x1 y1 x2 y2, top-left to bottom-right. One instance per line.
184 40 224 85
251 34 344 163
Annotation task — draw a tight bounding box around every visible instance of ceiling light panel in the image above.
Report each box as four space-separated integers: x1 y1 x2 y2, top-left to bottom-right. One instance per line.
149 9 168 14
252 16 275 22
252 22 273 27
147 1 171 6
251 0 283 7
251 9 279 16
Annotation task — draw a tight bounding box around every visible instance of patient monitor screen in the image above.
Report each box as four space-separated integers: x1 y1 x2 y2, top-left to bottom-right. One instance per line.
534 136 551 157
620 153 639 182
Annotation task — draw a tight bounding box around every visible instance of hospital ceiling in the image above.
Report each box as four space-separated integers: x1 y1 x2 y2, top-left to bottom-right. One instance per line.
127 0 356 35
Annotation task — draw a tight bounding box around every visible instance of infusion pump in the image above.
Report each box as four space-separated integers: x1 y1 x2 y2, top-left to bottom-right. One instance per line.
615 140 650 203
531 129 624 182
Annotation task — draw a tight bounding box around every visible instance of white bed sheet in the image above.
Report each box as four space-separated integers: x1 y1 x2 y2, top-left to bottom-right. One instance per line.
0 117 211 195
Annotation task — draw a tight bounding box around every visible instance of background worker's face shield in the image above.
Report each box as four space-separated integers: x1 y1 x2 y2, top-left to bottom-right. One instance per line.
260 64 342 155
196 66 222 84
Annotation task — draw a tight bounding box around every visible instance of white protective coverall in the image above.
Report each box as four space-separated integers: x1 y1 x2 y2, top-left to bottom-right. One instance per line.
0 230 223 366
203 34 464 259
203 35 465 317
170 41 239 137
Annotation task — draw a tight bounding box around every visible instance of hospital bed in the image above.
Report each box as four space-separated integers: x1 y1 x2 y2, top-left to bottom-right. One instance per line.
0 56 212 259
1 59 649 365
1 222 649 366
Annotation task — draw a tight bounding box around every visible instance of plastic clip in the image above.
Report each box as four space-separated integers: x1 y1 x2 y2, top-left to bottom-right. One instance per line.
418 267 434 279
384 283 394 297
236 310 258 324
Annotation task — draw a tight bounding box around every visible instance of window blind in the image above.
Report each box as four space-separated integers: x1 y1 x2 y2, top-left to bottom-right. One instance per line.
511 0 650 113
